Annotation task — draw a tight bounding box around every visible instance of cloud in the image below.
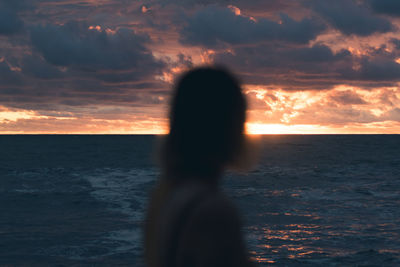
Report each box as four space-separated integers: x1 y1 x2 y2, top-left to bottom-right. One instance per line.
0 0 34 35
309 0 394 36
0 61 23 86
0 0 32 10
330 90 367 105
386 107 400 121
0 17 170 111
1 0 400 133
369 0 400 17
243 87 399 126
0 9 23 35
21 55 64 80
209 40 400 90
0 113 168 134
153 0 301 15
30 21 163 72
212 43 352 89
391 38 400 49
179 5 325 47
341 56 400 82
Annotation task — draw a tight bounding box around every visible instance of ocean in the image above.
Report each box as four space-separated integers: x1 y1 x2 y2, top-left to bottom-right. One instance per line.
0 135 399 266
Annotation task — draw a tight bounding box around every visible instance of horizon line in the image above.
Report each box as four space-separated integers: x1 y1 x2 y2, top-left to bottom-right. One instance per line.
0 133 399 136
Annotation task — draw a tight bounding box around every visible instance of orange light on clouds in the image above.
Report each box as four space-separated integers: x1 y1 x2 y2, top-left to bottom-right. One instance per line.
228 5 241 16
156 66 188 83
0 110 46 122
88 25 102 31
141 5 149 13
246 123 329 135
200 49 216 64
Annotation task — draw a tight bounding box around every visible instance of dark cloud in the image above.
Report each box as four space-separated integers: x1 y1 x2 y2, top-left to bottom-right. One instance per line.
341 57 400 82
0 24 169 109
30 21 162 72
0 9 24 35
26 20 167 87
156 0 298 14
0 0 32 10
369 0 400 17
0 0 34 35
21 55 64 80
309 0 394 36
0 61 23 86
391 38 400 49
155 0 229 7
179 5 325 47
0 77 165 111
208 36 400 89
211 43 352 89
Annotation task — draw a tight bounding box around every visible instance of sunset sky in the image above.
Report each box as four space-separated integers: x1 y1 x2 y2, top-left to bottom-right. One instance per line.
1 0 400 134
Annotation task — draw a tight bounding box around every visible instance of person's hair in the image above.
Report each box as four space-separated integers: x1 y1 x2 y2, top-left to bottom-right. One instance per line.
161 66 247 182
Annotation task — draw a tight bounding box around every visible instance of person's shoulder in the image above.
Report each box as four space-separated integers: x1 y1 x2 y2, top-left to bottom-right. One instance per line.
176 190 252 267
198 192 238 214
187 191 242 230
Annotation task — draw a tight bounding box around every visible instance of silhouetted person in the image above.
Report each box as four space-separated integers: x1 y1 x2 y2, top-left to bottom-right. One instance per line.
145 67 255 267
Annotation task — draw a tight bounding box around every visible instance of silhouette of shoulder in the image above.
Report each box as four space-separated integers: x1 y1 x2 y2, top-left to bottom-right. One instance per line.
174 190 253 267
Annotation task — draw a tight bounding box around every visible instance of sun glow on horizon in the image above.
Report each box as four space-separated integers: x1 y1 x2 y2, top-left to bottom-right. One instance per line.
1 106 399 135
246 122 400 135
246 123 329 135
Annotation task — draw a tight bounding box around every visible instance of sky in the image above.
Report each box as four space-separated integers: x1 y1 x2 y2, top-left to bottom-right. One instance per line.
0 0 400 134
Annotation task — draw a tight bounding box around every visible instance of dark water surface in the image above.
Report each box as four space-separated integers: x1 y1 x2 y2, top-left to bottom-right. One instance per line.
0 135 399 266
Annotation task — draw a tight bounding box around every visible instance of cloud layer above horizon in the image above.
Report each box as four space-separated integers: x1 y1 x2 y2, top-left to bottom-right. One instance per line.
0 0 399 133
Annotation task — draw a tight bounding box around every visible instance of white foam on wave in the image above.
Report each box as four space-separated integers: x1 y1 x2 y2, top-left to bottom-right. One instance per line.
80 168 158 256
14 189 39 193
83 168 158 221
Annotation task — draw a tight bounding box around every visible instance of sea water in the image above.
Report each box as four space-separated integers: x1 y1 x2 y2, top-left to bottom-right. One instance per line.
0 135 399 266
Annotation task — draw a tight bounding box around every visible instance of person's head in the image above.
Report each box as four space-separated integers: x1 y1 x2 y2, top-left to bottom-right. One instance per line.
161 66 247 182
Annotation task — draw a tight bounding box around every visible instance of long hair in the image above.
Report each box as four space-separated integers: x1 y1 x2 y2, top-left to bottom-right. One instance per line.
160 66 247 182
